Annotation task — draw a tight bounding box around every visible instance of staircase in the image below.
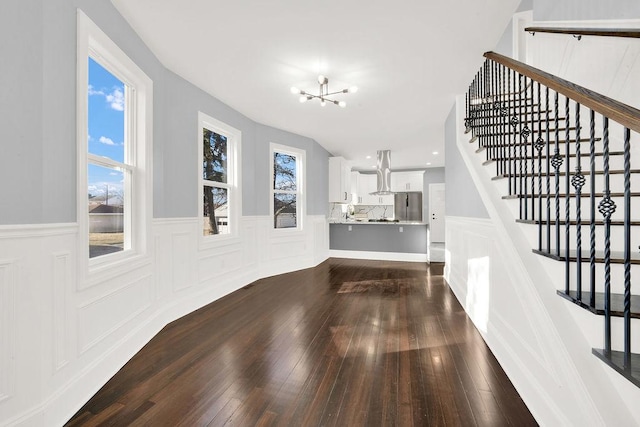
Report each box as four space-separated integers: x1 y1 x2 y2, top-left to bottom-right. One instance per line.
464 52 640 388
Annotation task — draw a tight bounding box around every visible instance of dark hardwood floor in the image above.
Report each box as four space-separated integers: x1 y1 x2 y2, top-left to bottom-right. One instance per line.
66 258 537 426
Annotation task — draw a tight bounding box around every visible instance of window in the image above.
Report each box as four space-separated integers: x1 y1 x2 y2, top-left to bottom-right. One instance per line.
77 11 152 268
271 144 305 230
87 58 128 258
199 112 241 239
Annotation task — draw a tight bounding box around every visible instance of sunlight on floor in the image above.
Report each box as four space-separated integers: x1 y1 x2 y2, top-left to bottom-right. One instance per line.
466 256 490 334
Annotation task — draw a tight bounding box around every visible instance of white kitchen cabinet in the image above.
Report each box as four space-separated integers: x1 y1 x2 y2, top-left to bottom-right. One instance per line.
391 171 424 192
328 156 351 203
352 173 392 205
350 171 360 204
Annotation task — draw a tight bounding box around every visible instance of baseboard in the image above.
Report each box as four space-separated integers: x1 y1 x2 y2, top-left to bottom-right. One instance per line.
329 249 428 263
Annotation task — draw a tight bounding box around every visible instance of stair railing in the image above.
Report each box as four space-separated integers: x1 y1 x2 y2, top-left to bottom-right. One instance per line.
465 51 640 386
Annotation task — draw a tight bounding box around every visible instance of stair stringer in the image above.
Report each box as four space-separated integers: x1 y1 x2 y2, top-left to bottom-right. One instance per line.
445 94 640 426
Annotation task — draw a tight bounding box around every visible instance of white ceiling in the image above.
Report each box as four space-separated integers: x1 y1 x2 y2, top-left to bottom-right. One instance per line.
111 0 520 171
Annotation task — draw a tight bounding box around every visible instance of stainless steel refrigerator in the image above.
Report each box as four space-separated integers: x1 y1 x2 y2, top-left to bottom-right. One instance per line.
394 191 423 221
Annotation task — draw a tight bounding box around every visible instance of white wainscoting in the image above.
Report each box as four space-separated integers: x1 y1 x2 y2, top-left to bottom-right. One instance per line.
0 215 329 427
0 259 16 404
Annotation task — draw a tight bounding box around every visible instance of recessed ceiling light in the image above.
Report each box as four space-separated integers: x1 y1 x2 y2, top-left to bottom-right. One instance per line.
426 162 431 166
432 151 439 155
371 165 376 168
366 155 371 159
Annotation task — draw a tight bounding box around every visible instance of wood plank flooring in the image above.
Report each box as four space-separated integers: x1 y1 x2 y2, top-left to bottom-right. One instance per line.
66 258 537 426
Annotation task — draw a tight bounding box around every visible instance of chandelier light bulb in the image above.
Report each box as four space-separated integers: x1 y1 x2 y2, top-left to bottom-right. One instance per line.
290 86 301 94
338 101 346 108
349 86 358 93
299 95 308 103
320 99 326 107
318 75 327 84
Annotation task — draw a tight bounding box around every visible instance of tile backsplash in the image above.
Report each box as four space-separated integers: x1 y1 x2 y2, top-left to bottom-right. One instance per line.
329 203 393 222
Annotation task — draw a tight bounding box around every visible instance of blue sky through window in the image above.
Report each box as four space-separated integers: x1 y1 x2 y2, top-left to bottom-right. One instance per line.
88 58 125 202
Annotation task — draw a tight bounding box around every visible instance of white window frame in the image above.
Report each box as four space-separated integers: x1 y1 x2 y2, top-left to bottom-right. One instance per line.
76 10 153 283
198 112 242 247
270 143 305 232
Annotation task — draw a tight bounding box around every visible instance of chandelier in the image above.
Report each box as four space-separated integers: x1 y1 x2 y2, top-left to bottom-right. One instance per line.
290 75 357 108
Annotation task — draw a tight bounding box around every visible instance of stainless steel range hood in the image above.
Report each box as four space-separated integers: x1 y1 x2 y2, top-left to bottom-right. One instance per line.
370 150 392 195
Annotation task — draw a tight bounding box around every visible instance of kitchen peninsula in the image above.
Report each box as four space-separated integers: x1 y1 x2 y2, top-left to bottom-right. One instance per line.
329 220 428 262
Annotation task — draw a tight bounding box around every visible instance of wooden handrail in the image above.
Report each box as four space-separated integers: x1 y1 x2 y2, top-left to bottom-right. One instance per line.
483 51 640 134
525 27 640 39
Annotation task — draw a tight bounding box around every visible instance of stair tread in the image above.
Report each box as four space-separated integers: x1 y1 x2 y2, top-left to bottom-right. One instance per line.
493 169 640 180
533 248 640 264
557 290 640 319
478 127 579 136
483 151 625 164
503 192 640 199
592 349 640 388
517 219 640 226
474 138 599 152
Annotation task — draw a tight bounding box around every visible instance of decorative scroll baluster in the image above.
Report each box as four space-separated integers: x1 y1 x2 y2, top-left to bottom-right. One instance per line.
598 117 614 354
564 97 571 294
481 62 487 159
623 127 631 368
518 73 525 219
572 103 584 299
501 65 508 178
589 109 597 308
492 61 498 171
506 70 515 195
531 79 537 222
534 81 545 250
511 70 518 197
551 92 563 256
545 87 551 252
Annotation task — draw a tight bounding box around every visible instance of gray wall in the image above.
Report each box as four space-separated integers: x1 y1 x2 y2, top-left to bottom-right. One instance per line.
494 0 534 57
444 105 489 218
534 0 640 21
0 0 329 224
422 167 445 219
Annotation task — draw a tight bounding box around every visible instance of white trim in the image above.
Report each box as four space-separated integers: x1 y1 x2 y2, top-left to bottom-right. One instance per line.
0 223 78 239
512 10 533 63
197 111 242 247
76 10 153 288
270 142 306 232
329 249 428 263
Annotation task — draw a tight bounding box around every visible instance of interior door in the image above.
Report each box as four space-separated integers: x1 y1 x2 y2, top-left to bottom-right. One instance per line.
429 183 445 243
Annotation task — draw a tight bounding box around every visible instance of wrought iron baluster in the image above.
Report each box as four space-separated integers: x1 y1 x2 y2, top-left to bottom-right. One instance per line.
518 73 525 219
589 109 596 308
598 117 614 354
551 92 563 256
623 127 631 368
500 64 507 177
522 77 531 220
507 68 513 195
564 97 571 294
509 70 519 194
480 63 486 156
534 81 545 250
545 87 551 253
572 103 584 300
491 61 497 168
530 78 536 221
